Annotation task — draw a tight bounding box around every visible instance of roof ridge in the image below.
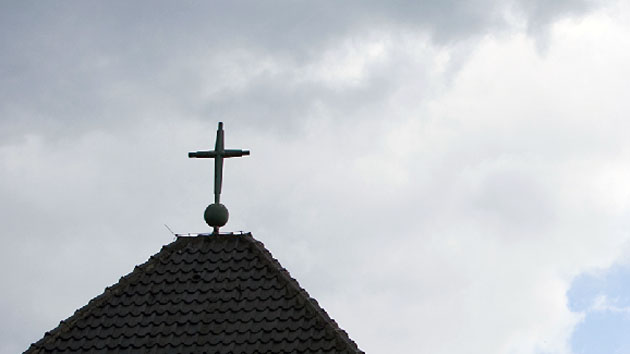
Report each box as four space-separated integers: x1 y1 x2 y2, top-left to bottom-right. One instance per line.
243 233 364 353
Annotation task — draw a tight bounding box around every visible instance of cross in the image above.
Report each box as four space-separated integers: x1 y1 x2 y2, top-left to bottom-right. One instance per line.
189 122 249 232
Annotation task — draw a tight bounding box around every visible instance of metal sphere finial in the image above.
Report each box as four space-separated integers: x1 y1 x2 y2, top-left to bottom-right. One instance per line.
204 203 229 228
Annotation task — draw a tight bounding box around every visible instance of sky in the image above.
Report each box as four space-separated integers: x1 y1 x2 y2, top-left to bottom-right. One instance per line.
2 1 630 353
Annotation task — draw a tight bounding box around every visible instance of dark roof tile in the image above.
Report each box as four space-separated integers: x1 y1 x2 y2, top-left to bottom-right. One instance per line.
25 233 362 353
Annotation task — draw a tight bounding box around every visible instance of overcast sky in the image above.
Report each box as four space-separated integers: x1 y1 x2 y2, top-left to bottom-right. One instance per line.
2 1 630 353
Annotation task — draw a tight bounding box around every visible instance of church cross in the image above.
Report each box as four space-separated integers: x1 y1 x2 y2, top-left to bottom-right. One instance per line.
189 122 249 232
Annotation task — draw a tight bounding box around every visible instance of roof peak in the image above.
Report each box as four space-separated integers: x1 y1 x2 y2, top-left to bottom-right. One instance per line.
173 231 251 237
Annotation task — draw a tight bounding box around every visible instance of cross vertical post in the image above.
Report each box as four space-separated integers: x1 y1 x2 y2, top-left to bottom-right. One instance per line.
189 122 249 233
214 123 224 204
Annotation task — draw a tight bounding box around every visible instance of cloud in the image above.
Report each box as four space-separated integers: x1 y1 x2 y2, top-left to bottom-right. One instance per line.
0 0 606 142
1 1 629 353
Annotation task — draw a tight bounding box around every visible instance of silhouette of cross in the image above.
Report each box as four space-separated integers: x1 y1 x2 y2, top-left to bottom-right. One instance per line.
189 122 249 204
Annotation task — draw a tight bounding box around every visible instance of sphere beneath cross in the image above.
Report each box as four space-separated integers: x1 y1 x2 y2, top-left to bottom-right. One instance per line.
204 203 229 227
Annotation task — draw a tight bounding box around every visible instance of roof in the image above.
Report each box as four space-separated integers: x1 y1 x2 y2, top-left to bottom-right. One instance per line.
25 233 363 353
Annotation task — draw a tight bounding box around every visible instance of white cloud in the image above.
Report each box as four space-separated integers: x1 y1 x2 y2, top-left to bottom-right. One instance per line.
266 7 630 353
2 1 630 354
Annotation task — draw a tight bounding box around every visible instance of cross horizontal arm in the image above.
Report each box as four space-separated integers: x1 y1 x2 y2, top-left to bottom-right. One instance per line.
223 149 250 158
188 149 249 158
188 151 218 158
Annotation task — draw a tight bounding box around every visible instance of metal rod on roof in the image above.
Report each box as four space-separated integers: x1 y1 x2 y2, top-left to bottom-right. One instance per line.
188 122 250 232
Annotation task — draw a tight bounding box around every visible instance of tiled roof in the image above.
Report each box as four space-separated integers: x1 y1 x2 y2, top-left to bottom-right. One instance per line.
25 233 363 353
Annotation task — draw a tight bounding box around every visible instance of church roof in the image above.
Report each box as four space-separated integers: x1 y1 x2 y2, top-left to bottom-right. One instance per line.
26 233 363 353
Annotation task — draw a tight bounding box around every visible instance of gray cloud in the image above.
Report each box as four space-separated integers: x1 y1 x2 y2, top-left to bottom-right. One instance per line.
0 0 603 142
1 1 625 353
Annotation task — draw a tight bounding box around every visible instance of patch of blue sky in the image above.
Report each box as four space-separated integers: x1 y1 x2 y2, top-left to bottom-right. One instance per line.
568 263 630 354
